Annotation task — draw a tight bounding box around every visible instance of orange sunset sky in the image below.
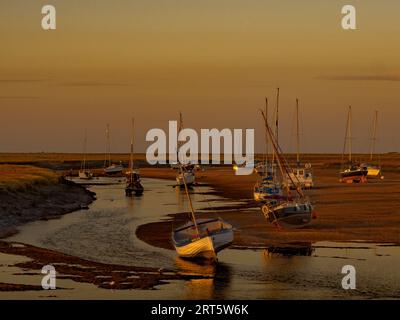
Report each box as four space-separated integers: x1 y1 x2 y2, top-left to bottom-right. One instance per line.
1 0 400 153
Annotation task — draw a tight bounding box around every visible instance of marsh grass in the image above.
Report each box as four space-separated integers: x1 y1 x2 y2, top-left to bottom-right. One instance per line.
0 165 59 193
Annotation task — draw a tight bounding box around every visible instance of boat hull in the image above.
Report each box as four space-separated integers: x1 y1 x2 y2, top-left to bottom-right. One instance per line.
339 170 368 183
367 166 381 177
262 202 314 228
173 219 234 259
104 164 124 174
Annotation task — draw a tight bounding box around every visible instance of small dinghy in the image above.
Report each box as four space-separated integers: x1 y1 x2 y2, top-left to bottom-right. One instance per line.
172 166 233 260
173 218 234 259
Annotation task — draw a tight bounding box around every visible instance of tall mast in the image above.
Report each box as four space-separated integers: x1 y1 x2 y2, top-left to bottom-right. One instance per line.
264 97 269 164
275 87 280 144
180 165 200 236
348 106 352 162
104 124 110 167
130 118 134 172
177 112 184 163
370 110 378 161
82 129 87 171
296 99 300 165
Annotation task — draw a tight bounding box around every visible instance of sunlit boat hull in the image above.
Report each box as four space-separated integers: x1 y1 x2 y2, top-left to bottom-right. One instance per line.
366 166 381 177
173 219 233 259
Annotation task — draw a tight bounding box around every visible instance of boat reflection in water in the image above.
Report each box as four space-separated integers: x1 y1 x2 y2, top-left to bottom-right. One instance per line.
174 257 231 300
263 242 314 258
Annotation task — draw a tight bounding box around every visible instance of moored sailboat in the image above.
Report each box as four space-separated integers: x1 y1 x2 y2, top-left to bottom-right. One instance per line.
284 99 314 189
260 110 316 228
339 106 368 183
103 124 124 175
254 93 283 202
361 110 383 179
125 118 144 196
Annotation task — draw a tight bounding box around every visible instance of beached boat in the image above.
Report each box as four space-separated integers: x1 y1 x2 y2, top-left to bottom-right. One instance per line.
176 164 196 187
253 94 283 202
259 108 316 228
78 130 93 180
339 106 368 183
173 218 234 259
362 111 383 179
172 166 233 259
262 200 314 228
125 118 144 196
103 124 124 175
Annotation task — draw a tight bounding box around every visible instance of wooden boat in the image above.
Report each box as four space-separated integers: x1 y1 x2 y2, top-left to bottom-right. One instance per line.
103 124 124 175
172 166 233 259
78 130 93 180
125 118 144 196
259 107 316 228
173 218 234 259
339 106 368 183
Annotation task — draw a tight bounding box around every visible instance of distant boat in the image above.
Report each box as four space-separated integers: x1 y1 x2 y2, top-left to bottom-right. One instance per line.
284 99 314 189
125 118 144 196
176 164 196 187
361 110 383 179
174 112 195 187
260 110 316 228
339 106 368 183
79 129 93 180
172 166 233 259
103 124 124 175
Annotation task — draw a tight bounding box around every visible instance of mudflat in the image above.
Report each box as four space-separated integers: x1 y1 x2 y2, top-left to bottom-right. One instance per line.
137 166 400 249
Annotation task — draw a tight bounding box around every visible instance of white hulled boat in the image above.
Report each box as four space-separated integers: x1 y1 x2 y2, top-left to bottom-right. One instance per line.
172 166 233 260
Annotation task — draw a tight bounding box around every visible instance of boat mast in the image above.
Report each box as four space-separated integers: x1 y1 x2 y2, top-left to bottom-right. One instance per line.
104 124 111 167
271 88 279 173
264 97 269 165
370 110 378 161
177 112 183 163
81 129 87 171
348 106 352 162
275 88 280 143
180 165 200 237
130 118 135 182
262 112 304 198
296 99 300 166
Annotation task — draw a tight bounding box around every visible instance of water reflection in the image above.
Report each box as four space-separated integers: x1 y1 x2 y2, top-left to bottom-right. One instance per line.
264 242 315 258
175 258 232 299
